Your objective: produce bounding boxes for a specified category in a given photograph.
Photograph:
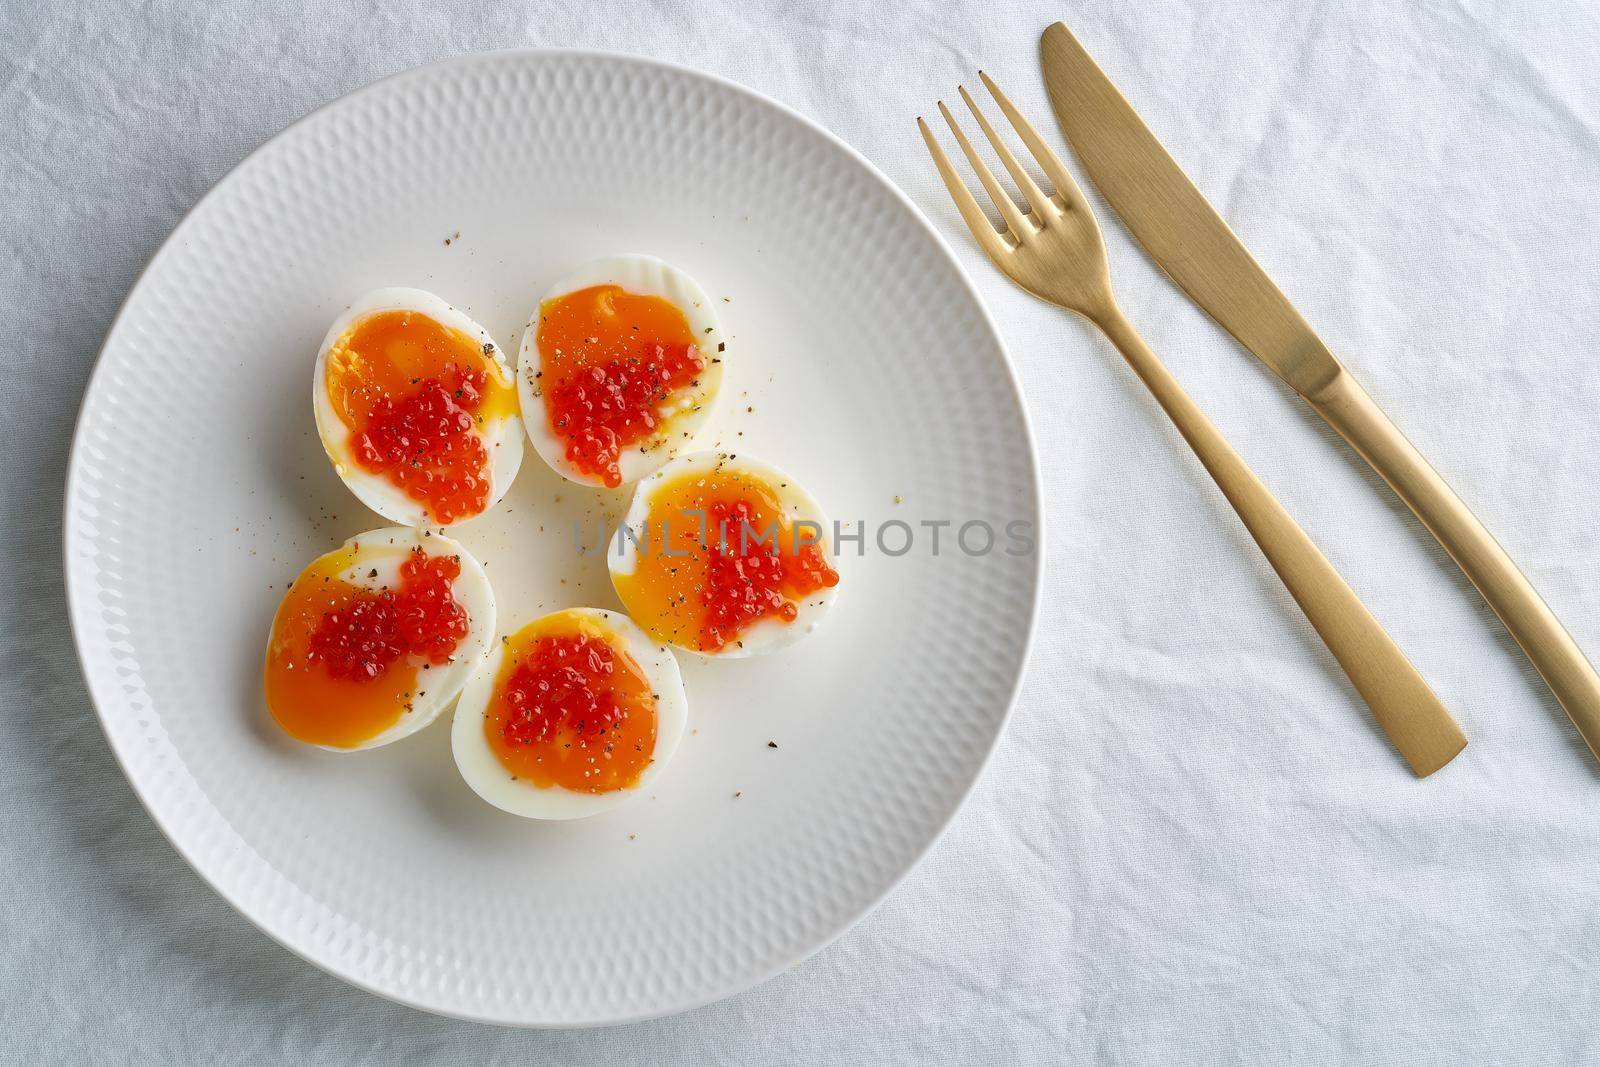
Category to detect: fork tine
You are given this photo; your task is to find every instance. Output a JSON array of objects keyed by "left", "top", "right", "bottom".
[
  {"left": 917, "top": 116, "right": 1008, "bottom": 258},
  {"left": 957, "top": 85, "right": 1054, "bottom": 221},
  {"left": 935, "top": 99, "right": 1030, "bottom": 239},
  {"left": 977, "top": 71, "right": 1089, "bottom": 211}
]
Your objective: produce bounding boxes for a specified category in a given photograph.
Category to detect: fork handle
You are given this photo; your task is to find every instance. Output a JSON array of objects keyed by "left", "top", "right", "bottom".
[
  {"left": 1090, "top": 303, "right": 1466, "bottom": 775},
  {"left": 1307, "top": 370, "right": 1600, "bottom": 762}
]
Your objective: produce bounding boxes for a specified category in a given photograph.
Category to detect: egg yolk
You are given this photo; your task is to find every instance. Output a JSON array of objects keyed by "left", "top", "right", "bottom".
[
  {"left": 324, "top": 310, "right": 517, "bottom": 524},
  {"left": 264, "top": 546, "right": 469, "bottom": 748},
  {"left": 483, "top": 615, "right": 658, "bottom": 793},
  {"left": 614, "top": 468, "right": 840, "bottom": 652},
  {"left": 535, "top": 285, "right": 705, "bottom": 488}
]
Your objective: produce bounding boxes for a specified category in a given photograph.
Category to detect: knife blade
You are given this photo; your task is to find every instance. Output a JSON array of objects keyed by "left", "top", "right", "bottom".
[
  {"left": 1039, "top": 22, "right": 1341, "bottom": 395},
  {"left": 1040, "top": 19, "right": 1600, "bottom": 765}
]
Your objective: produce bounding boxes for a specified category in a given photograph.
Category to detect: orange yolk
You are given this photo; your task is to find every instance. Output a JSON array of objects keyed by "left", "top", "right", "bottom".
[
  {"left": 324, "top": 310, "right": 517, "bottom": 524},
  {"left": 535, "top": 285, "right": 705, "bottom": 488},
  {"left": 483, "top": 615, "right": 658, "bottom": 792},
  {"left": 613, "top": 468, "right": 840, "bottom": 653},
  {"left": 264, "top": 546, "right": 469, "bottom": 748}
]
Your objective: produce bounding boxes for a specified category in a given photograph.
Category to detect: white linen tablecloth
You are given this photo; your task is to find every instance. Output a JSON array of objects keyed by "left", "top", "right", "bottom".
[{"left": 5, "top": 0, "right": 1600, "bottom": 1062}]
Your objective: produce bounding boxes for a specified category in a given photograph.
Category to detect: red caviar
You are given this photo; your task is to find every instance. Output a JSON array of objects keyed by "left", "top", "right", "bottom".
[
  {"left": 484, "top": 620, "right": 657, "bottom": 793},
  {"left": 307, "top": 551, "right": 468, "bottom": 680},
  {"left": 265, "top": 546, "right": 470, "bottom": 748},
  {"left": 700, "top": 499, "right": 837, "bottom": 651},
  {"left": 536, "top": 285, "right": 704, "bottom": 488},
  {"left": 611, "top": 467, "right": 840, "bottom": 653},
  {"left": 324, "top": 309, "right": 516, "bottom": 524}
]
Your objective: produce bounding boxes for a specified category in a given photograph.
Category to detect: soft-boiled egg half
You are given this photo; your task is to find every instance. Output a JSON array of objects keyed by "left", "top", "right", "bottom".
[
  {"left": 314, "top": 288, "right": 523, "bottom": 526},
  {"left": 518, "top": 255, "right": 723, "bottom": 489},
  {"left": 263, "top": 527, "right": 495, "bottom": 751},
  {"left": 609, "top": 452, "right": 841, "bottom": 658},
  {"left": 452, "top": 608, "right": 687, "bottom": 819}
]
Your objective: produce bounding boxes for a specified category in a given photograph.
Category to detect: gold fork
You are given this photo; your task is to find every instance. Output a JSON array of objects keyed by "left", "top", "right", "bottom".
[{"left": 920, "top": 73, "right": 1466, "bottom": 776}]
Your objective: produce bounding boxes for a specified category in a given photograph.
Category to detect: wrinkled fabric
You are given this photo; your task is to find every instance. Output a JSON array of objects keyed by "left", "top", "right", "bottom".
[{"left": 5, "top": 0, "right": 1600, "bottom": 1063}]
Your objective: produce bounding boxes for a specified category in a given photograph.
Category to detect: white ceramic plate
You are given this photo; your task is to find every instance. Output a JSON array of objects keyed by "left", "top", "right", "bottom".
[{"left": 64, "top": 50, "right": 1041, "bottom": 1026}]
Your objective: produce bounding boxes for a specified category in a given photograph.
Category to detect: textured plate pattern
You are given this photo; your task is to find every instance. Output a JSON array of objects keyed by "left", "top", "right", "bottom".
[{"left": 64, "top": 51, "right": 1040, "bottom": 1026}]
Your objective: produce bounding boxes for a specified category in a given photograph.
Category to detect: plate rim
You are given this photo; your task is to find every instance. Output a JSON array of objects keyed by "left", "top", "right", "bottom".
[{"left": 62, "top": 46, "right": 1046, "bottom": 1027}]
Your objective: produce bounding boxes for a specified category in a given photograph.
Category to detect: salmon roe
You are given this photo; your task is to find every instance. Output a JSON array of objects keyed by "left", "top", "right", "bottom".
[
  {"left": 324, "top": 309, "right": 516, "bottom": 524},
  {"left": 611, "top": 467, "right": 840, "bottom": 653},
  {"left": 700, "top": 499, "right": 837, "bottom": 652},
  {"left": 536, "top": 285, "right": 704, "bottom": 488},
  {"left": 264, "top": 546, "right": 470, "bottom": 748},
  {"left": 484, "top": 621, "right": 657, "bottom": 793},
  {"left": 307, "top": 551, "right": 468, "bottom": 680}
]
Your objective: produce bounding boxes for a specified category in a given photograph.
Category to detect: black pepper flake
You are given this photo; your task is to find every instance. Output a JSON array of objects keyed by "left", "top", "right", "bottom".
[{"left": 767, "top": 741, "right": 778, "bottom": 749}]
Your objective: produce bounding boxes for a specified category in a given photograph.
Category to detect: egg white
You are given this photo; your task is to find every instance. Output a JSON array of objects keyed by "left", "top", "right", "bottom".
[
  {"left": 609, "top": 451, "right": 840, "bottom": 659},
  {"left": 451, "top": 608, "right": 688, "bottom": 819},
  {"left": 270, "top": 526, "right": 496, "bottom": 752},
  {"left": 313, "top": 287, "right": 524, "bottom": 527},
  {"left": 517, "top": 254, "right": 724, "bottom": 488}
]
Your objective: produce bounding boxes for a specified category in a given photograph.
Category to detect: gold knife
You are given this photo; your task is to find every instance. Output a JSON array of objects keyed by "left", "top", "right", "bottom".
[{"left": 1040, "top": 20, "right": 1600, "bottom": 764}]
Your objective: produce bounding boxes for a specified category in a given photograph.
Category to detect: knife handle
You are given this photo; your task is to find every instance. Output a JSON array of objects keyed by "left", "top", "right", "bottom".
[
  {"left": 1309, "top": 370, "right": 1600, "bottom": 761},
  {"left": 1091, "top": 305, "right": 1466, "bottom": 775}
]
